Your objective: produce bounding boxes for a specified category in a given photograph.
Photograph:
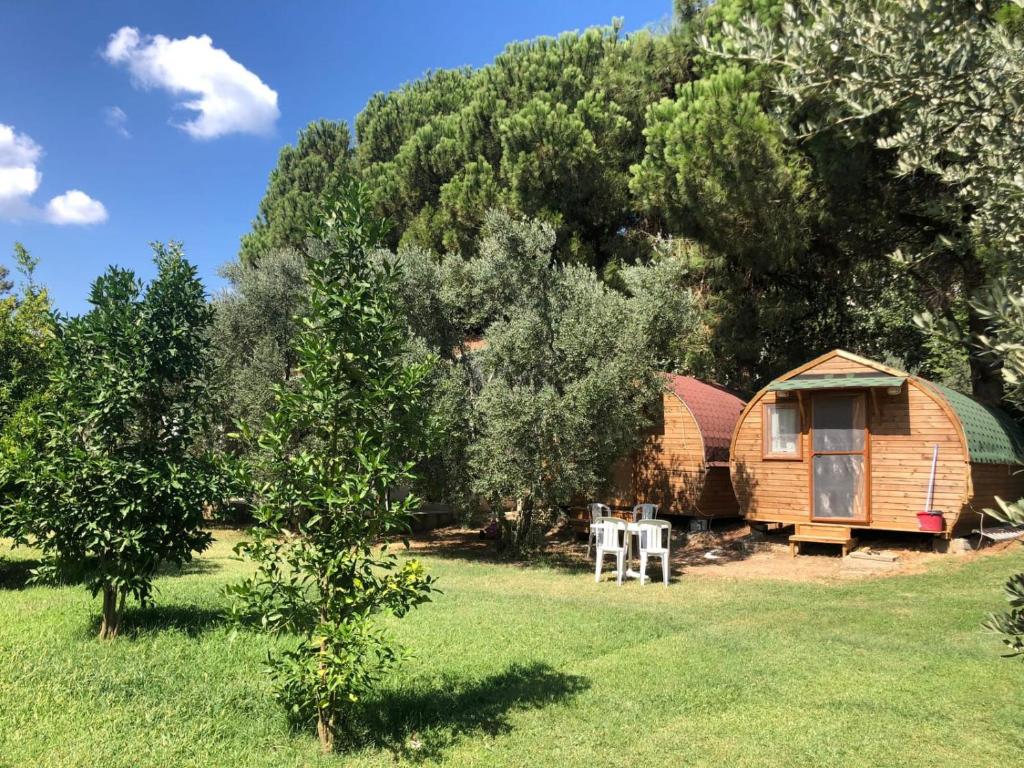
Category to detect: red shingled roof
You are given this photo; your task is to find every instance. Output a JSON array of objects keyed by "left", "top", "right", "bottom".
[{"left": 665, "top": 374, "right": 745, "bottom": 465}]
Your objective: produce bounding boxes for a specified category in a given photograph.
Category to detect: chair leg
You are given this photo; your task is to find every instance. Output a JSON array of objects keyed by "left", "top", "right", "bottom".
[
  {"left": 639, "top": 552, "right": 648, "bottom": 585},
  {"left": 586, "top": 531, "right": 592, "bottom": 559},
  {"left": 662, "top": 554, "right": 669, "bottom": 586},
  {"left": 616, "top": 551, "right": 624, "bottom": 585},
  {"left": 594, "top": 550, "right": 602, "bottom": 583}
]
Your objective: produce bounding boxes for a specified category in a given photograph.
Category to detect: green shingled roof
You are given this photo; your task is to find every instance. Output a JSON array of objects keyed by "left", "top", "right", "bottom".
[{"left": 928, "top": 382, "right": 1024, "bottom": 465}]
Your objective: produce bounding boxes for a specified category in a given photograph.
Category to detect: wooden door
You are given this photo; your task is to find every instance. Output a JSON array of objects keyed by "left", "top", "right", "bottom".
[{"left": 810, "top": 393, "right": 869, "bottom": 523}]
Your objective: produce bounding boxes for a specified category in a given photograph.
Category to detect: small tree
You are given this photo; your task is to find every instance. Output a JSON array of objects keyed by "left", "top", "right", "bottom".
[
  {"left": 1, "top": 244, "right": 220, "bottom": 639},
  {"left": 228, "top": 182, "right": 435, "bottom": 752},
  {"left": 0, "top": 243, "right": 58, "bottom": 430}
]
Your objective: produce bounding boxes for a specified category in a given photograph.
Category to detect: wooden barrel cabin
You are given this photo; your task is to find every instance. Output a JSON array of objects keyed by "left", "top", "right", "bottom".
[
  {"left": 729, "top": 350, "right": 1024, "bottom": 548},
  {"left": 605, "top": 374, "right": 746, "bottom": 519}
]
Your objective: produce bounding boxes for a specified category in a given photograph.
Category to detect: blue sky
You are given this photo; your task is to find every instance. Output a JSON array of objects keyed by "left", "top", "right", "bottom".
[{"left": 0, "top": 1, "right": 671, "bottom": 314}]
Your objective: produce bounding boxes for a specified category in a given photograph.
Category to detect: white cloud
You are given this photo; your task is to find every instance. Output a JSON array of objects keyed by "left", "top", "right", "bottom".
[
  {"left": 0, "top": 123, "right": 108, "bottom": 225},
  {"left": 45, "top": 190, "right": 108, "bottom": 225},
  {"left": 103, "top": 26, "right": 280, "bottom": 140},
  {"left": 105, "top": 106, "right": 131, "bottom": 138},
  {"left": 0, "top": 124, "right": 43, "bottom": 214}
]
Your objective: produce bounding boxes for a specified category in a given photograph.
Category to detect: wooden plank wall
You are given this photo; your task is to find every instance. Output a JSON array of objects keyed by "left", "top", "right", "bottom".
[
  {"left": 958, "top": 463, "right": 1024, "bottom": 536},
  {"left": 604, "top": 392, "right": 738, "bottom": 517},
  {"left": 695, "top": 466, "right": 739, "bottom": 518},
  {"left": 732, "top": 355, "right": 971, "bottom": 532},
  {"left": 632, "top": 393, "right": 706, "bottom": 514}
]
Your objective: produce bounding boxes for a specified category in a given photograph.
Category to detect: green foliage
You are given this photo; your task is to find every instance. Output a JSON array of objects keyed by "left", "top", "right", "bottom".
[
  {"left": 465, "top": 213, "right": 661, "bottom": 551},
  {"left": 327, "top": 26, "right": 690, "bottom": 267},
  {"left": 618, "top": 245, "right": 715, "bottom": 375},
  {"left": 969, "top": 282, "right": 1024, "bottom": 653},
  {"left": 709, "top": 0, "right": 1024, "bottom": 652},
  {"left": 210, "top": 247, "right": 308, "bottom": 449},
  {"left": 383, "top": 215, "right": 712, "bottom": 538},
  {"left": 240, "top": 120, "right": 355, "bottom": 265},
  {"left": 631, "top": 66, "right": 813, "bottom": 266},
  {"left": 0, "top": 243, "right": 221, "bottom": 639},
  {"left": 705, "top": 0, "right": 1023, "bottom": 401},
  {"left": 228, "top": 182, "right": 435, "bottom": 751},
  {"left": 0, "top": 243, "right": 58, "bottom": 431}
]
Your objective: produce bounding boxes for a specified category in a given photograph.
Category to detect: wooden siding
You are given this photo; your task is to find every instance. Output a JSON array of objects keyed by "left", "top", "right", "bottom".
[
  {"left": 633, "top": 393, "right": 705, "bottom": 513},
  {"left": 732, "top": 354, "right": 972, "bottom": 533},
  {"left": 803, "top": 356, "right": 879, "bottom": 376},
  {"left": 957, "top": 463, "right": 1024, "bottom": 536},
  {"left": 604, "top": 391, "right": 739, "bottom": 518},
  {"left": 695, "top": 466, "right": 739, "bottom": 518}
]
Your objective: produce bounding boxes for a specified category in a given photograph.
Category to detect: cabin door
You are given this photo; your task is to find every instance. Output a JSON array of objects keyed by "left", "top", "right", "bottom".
[{"left": 810, "top": 393, "right": 869, "bottom": 523}]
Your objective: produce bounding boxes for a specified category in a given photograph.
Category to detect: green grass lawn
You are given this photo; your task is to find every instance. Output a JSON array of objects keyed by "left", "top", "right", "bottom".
[{"left": 2, "top": 531, "right": 1023, "bottom": 768}]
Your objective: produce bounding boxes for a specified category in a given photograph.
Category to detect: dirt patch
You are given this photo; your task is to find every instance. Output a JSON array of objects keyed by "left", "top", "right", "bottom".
[{"left": 406, "top": 521, "right": 1021, "bottom": 583}]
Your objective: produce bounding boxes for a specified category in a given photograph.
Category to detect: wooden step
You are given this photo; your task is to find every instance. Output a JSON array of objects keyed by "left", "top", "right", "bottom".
[
  {"left": 790, "top": 523, "right": 857, "bottom": 557},
  {"left": 795, "top": 522, "right": 853, "bottom": 540}
]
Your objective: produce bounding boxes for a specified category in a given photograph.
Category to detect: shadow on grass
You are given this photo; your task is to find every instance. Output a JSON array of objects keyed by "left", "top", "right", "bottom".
[
  {"left": 351, "top": 661, "right": 589, "bottom": 762},
  {"left": 408, "top": 523, "right": 761, "bottom": 579},
  {"left": 408, "top": 528, "right": 596, "bottom": 576},
  {"left": 87, "top": 604, "right": 228, "bottom": 639},
  {"left": 0, "top": 557, "right": 42, "bottom": 590},
  {"left": 0, "top": 556, "right": 91, "bottom": 590},
  {"left": 154, "top": 557, "right": 222, "bottom": 578},
  {"left": 0, "top": 553, "right": 219, "bottom": 591}
]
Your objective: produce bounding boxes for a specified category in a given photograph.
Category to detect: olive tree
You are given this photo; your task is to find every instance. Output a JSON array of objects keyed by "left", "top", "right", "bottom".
[
  {"left": 1, "top": 244, "right": 221, "bottom": 639},
  {"left": 228, "top": 182, "right": 435, "bottom": 752},
  {"left": 467, "top": 212, "right": 661, "bottom": 552}
]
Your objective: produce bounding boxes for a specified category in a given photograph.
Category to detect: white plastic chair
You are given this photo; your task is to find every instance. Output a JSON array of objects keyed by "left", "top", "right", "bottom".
[
  {"left": 586, "top": 503, "right": 612, "bottom": 558},
  {"left": 632, "top": 503, "right": 659, "bottom": 521},
  {"left": 593, "top": 517, "right": 628, "bottom": 585},
  {"left": 636, "top": 519, "right": 671, "bottom": 586}
]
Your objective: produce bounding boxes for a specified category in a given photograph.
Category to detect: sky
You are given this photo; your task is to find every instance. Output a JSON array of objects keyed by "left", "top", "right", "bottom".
[{"left": 0, "top": 0, "right": 671, "bottom": 315}]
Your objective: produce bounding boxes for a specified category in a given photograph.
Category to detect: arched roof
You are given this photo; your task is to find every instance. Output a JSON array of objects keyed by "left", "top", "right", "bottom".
[
  {"left": 666, "top": 374, "right": 745, "bottom": 465},
  {"left": 924, "top": 381, "right": 1024, "bottom": 465}
]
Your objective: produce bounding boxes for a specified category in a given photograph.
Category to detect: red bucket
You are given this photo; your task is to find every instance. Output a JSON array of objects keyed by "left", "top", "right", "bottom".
[{"left": 917, "top": 511, "right": 944, "bottom": 533}]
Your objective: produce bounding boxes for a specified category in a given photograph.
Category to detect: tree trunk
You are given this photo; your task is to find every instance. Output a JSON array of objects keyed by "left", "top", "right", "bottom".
[
  {"left": 316, "top": 699, "right": 335, "bottom": 753},
  {"left": 512, "top": 498, "right": 534, "bottom": 554},
  {"left": 966, "top": 303, "right": 1004, "bottom": 405},
  {"left": 99, "top": 583, "right": 120, "bottom": 640},
  {"left": 316, "top": 609, "right": 335, "bottom": 753}
]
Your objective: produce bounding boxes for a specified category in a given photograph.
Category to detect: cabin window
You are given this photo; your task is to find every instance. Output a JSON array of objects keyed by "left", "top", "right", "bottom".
[{"left": 763, "top": 402, "right": 801, "bottom": 459}]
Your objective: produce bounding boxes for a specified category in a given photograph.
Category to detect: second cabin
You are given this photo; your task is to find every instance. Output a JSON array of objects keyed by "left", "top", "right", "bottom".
[
  {"left": 606, "top": 374, "right": 745, "bottom": 520},
  {"left": 730, "top": 350, "right": 1024, "bottom": 544}
]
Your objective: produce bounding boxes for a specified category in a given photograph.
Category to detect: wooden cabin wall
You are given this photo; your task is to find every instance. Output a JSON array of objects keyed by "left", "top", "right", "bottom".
[
  {"left": 603, "top": 455, "right": 635, "bottom": 509},
  {"left": 631, "top": 393, "right": 707, "bottom": 515},
  {"left": 732, "top": 363, "right": 971, "bottom": 532},
  {"left": 868, "top": 382, "right": 969, "bottom": 531},
  {"left": 731, "top": 389, "right": 809, "bottom": 526},
  {"left": 605, "top": 392, "right": 711, "bottom": 514},
  {"left": 957, "top": 463, "right": 1024, "bottom": 535},
  {"left": 694, "top": 466, "right": 739, "bottom": 518}
]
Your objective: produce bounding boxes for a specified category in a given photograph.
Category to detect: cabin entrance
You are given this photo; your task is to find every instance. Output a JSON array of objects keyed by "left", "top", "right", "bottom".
[{"left": 809, "top": 393, "right": 869, "bottom": 523}]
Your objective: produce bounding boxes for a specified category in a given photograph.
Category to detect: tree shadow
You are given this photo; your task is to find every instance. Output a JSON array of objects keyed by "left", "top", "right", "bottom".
[
  {"left": 154, "top": 558, "right": 222, "bottom": 578},
  {"left": 0, "top": 556, "right": 90, "bottom": 590},
  {"left": 86, "top": 604, "right": 228, "bottom": 639},
  {"left": 0, "top": 557, "right": 41, "bottom": 590},
  {"left": 408, "top": 527, "right": 598, "bottom": 575},
  {"left": 350, "top": 661, "right": 589, "bottom": 761}
]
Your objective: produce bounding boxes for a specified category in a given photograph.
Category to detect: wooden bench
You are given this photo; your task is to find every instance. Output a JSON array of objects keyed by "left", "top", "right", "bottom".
[{"left": 789, "top": 523, "right": 857, "bottom": 557}]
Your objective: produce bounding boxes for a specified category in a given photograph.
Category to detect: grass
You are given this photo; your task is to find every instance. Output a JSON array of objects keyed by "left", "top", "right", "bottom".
[{"left": 1, "top": 531, "right": 1023, "bottom": 767}]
